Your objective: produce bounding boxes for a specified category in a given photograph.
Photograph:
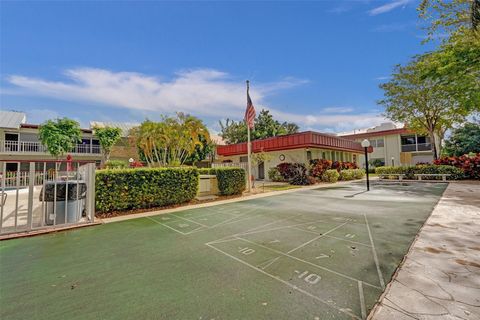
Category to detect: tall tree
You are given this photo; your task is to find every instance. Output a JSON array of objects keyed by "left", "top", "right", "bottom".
[
  {"left": 219, "top": 109, "right": 299, "bottom": 144},
  {"left": 443, "top": 121, "right": 480, "bottom": 156},
  {"left": 94, "top": 126, "right": 122, "bottom": 167},
  {"left": 419, "top": 0, "right": 480, "bottom": 41},
  {"left": 379, "top": 55, "right": 470, "bottom": 159},
  {"left": 130, "top": 113, "right": 211, "bottom": 166},
  {"left": 39, "top": 118, "right": 82, "bottom": 159}
]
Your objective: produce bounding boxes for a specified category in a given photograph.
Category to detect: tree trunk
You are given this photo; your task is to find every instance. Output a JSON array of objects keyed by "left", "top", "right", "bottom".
[{"left": 428, "top": 130, "right": 439, "bottom": 160}]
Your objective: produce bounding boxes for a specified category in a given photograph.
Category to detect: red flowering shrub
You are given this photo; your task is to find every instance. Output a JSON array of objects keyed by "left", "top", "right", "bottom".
[
  {"left": 277, "top": 162, "right": 297, "bottom": 180},
  {"left": 309, "top": 159, "right": 332, "bottom": 178},
  {"left": 129, "top": 160, "right": 144, "bottom": 168},
  {"left": 309, "top": 159, "right": 358, "bottom": 177},
  {"left": 434, "top": 153, "right": 480, "bottom": 179}
]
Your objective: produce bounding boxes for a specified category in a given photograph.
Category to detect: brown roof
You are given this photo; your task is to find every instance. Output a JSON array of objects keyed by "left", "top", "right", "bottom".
[{"left": 217, "top": 131, "right": 363, "bottom": 156}]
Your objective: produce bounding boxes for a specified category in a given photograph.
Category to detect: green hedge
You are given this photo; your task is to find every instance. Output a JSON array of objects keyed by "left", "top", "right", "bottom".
[
  {"left": 321, "top": 169, "right": 340, "bottom": 183},
  {"left": 198, "top": 167, "right": 246, "bottom": 195},
  {"left": 375, "top": 165, "right": 464, "bottom": 180},
  {"left": 339, "top": 169, "right": 365, "bottom": 181},
  {"left": 96, "top": 167, "right": 199, "bottom": 213}
]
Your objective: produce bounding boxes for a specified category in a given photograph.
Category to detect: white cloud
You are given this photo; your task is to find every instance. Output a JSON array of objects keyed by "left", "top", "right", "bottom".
[
  {"left": 321, "top": 107, "right": 354, "bottom": 114},
  {"left": 368, "top": 0, "right": 412, "bottom": 16},
  {"left": 7, "top": 67, "right": 306, "bottom": 119},
  {"left": 6, "top": 67, "right": 386, "bottom": 133},
  {"left": 269, "top": 109, "right": 388, "bottom": 133}
]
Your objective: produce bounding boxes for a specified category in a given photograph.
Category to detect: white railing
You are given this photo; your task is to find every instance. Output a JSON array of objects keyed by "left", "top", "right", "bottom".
[
  {"left": 0, "top": 171, "right": 57, "bottom": 188},
  {"left": 212, "top": 162, "right": 249, "bottom": 170},
  {"left": 401, "top": 143, "right": 432, "bottom": 152},
  {"left": 0, "top": 140, "right": 101, "bottom": 154}
]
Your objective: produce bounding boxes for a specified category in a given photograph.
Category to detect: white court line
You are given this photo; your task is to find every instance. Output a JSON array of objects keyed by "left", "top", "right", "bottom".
[
  {"left": 204, "top": 212, "right": 302, "bottom": 244},
  {"left": 289, "top": 227, "right": 372, "bottom": 248},
  {"left": 170, "top": 213, "right": 209, "bottom": 228},
  {"left": 232, "top": 215, "right": 325, "bottom": 236},
  {"left": 364, "top": 213, "right": 386, "bottom": 289},
  {"left": 183, "top": 225, "right": 208, "bottom": 235},
  {"left": 188, "top": 208, "right": 240, "bottom": 219},
  {"left": 234, "top": 236, "right": 381, "bottom": 289},
  {"left": 206, "top": 243, "right": 361, "bottom": 320},
  {"left": 188, "top": 213, "right": 249, "bottom": 235},
  {"left": 145, "top": 216, "right": 188, "bottom": 235},
  {"left": 259, "top": 256, "right": 281, "bottom": 270},
  {"left": 287, "top": 222, "right": 348, "bottom": 254},
  {"left": 358, "top": 281, "right": 367, "bottom": 320}
]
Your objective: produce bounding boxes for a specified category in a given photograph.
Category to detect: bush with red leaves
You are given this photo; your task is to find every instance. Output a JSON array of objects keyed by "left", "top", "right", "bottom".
[{"left": 434, "top": 153, "right": 480, "bottom": 179}]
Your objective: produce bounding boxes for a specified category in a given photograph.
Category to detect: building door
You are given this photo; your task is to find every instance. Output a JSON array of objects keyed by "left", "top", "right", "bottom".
[{"left": 258, "top": 162, "right": 265, "bottom": 180}]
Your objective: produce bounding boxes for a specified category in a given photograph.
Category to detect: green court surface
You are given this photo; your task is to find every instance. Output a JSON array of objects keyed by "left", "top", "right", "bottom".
[{"left": 0, "top": 182, "right": 447, "bottom": 320}]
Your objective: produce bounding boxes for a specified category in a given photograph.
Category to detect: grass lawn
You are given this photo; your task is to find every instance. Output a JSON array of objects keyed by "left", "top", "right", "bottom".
[
  {"left": 263, "top": 184, "right": 302, "bottom": 191},
  {"left": 0, "top": 181, "right": 446, "bottom": 320}
]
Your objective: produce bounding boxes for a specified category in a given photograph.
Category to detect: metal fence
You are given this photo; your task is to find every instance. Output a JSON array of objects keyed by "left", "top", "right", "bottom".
[{"left": 0, "top": 160, "right": 96, "bottom": 236}]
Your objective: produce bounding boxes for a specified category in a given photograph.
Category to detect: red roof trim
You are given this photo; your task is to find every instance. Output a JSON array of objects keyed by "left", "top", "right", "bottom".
[
  {"left": 217, "top": 131, "right": 363, "bottom": 156},
  {"left": 340, "top": 128, "right": 411, "bottom": 140}
]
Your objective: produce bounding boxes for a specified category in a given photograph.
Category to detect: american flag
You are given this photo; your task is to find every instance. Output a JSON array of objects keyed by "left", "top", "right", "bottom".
[{"left": 245, "top": 87, "right": 256, "bottom": 129}]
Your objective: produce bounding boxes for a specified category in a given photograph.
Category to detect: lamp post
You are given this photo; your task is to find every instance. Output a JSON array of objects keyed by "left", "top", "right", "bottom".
[
  {"left": 361, "top": 139, "right": 371, "bottom": 191},
  {"left": 391, "top": 156, "right": 395, "bottom": 167}
]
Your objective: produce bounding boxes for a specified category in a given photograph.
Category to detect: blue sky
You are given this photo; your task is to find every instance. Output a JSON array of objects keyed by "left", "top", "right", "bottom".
[{"left": 0, "top": 0, "right": 436, "bottom": 133}]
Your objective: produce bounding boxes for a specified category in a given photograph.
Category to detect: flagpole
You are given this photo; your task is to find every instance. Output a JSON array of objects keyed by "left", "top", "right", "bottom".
[{"left": 246, "top": 80, "right": 252, "bottom": 193}]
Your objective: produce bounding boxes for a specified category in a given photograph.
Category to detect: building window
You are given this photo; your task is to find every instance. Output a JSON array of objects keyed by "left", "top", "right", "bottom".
[
  {"left": 240, "top": 156, "right": 248, "bottom": 163},
  {"left": 401, "top": 135, "right": 432, "bottom": 152},
  {"left": 369, "top": 138, "right": 384, "bottom": 148},
  {"left": 376, "top": 138, "right": 384, "bottom": 147},
  {"left": 401, "top": 135, "right": 417, "bottom": 152},
  {"left": 417, "top": 136, "right": 432, "bottom": 151},
  {"left": 306, "top": 150, "right": 312, "bottom": 161}
]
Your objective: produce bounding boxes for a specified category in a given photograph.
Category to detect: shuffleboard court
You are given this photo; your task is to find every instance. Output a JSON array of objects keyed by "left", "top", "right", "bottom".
[{"left": 0, "top": 182, "right": 447, "bottom": 320}]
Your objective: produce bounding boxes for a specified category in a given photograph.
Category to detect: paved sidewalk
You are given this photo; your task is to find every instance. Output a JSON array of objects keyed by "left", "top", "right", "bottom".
[{"left": 370, "top": 181, "right": 480, "bottom": 320}]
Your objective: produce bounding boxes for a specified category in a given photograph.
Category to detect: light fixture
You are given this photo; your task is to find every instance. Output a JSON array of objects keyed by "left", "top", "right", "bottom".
[
  {"left": 361, "top": 139, "right": 371, "bottom": 148},
  {"left": 361, "top": 139, "right": 371, "bottom": 191}
]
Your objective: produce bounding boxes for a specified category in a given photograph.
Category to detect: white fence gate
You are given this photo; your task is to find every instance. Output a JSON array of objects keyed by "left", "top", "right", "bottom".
[{"left": 0, "top": 161, "right": 96, "bottom": 236}]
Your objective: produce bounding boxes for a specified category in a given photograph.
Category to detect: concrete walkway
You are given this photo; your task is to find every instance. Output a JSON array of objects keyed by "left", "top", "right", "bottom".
[{"left": 370, "top": 181, "right": 480, "bottom": 320}]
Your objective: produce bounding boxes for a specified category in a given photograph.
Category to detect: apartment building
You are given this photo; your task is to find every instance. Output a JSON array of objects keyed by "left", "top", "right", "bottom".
[
  {"left": 0, "top": 111, "right": 102, "bottom": 171},
  {"left": 340, "top": 122, "right": 434, "bottom": 167}
]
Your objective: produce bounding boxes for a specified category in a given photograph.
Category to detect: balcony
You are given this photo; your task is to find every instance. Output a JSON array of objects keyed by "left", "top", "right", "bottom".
[
  {"left": 401, "top": 143, "right": 432, "bottom": 152},
  {"left": 0, "top": 140, "right": 101, "bottom": 155}
]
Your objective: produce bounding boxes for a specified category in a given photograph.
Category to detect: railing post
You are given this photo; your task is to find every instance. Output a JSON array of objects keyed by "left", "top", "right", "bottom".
[
  {"left": 0, "top": 162, "right": 5, "bottom": 234},
  {"left": 27, "top": 162, "right": 35, "bottom": 230},
  {"left": 85, "top": 163, "right": 95, "bottom": 222}
]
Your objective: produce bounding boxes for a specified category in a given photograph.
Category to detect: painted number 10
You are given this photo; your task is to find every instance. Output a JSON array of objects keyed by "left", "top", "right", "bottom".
[
  {"left": 239, "top": 247, "right": 255, "bottom": 255},
  {"left": 295, "top": 270, "right": 321, "bottom": 284}
]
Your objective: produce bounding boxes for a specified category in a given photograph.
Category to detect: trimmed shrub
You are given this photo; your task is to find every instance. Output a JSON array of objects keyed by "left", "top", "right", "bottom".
[
  {"left": 375, "top": 166, "right": 417, "bottom": 179},
  {"left": 415, "top": 165, "right": 464, "bottom": 180},
  {"left": 276, "top": 163, "right": 297, "bottom": 181},
  {"left": 268, "top": 167, "right": 285, "bottom": 182},
  {"left": 197, "top": 167, "right": 246, "bottom": 195},
  {"left": 339, "top": 169, "right": 356, "bottom": 181},
  {"left": 353, "top": 169, "right": 366, "bottom": 179},
  {"left": 309, "top": 159, "right": 332, "bottom": 178},
  {"left": 95, "top": 167, "right": 198, "bottom": 214},
  {"left": 105, "top": 160, "right": 128, "bottom": 169},
  {"left": 215, "top": 168, "right": 246, "bottom": 195},
  {"left": 434, "top": 154, "right": 480, "bottom": 179},
  {"left": 321, "top": 169, "right": 339, "bottom": 183},
  {"left": 375, "top": 165, "right": 464, "bottom": 180}
]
